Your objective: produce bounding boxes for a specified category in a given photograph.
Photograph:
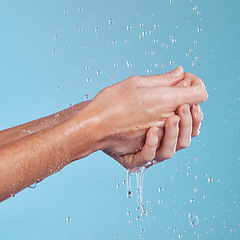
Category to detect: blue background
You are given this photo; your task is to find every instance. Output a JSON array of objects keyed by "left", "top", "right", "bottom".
[{"left": 0, "top": 0, "right": 239, "bottom": 239}]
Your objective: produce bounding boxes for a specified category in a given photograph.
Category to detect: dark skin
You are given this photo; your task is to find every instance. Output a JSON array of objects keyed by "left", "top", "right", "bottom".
[{"left": 0, "top": 67, "right": 207, "bottom": 202}]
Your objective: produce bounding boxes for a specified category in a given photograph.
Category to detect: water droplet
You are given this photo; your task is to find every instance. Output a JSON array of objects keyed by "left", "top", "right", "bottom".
[
  {"left": 158, "top": 199, "right": 163, "bottom": 204},
  {"left": 147, "top": 69, "right": 152, "bottom": 74},
  {"left": 82, "top": 46, "right": 86, "bottom": 50},
  {"left": 64, "top": 10, "right": 68, "bottom": 14},
  {"left": 154, "top": 24, "right": 159, "bottom": 29},
  {"left": 129, "top": 219, "right": 132, "bottom": 224},
  {"left": 203, "top": 194, "right": 207, "bottom": 199},
  {"left": 189, "top": 212, "right": 199, "bottom": 227},
  {"left": 86, "top": 66, "right": 90, "bottom": 70},
  {"left": 117, "top": 184, "right": 121, "bottom": 188},
  {"left": 84, "top": 94, "right": 89, "bottom": 100},
  {"left": 179, "top": 233, "right": 183, "bottom": 239},
  {"left": 115, "top": 234, "right": 119, "bottom": 239},
  {"left": 146, "top": 200, "right": 151, "bottom": 204},
  {"left": 171, "top": 174, "right": 174, "bottom": 178},
  {"left": 154, "top": 39, "right": 159, "bottom": 43},
  {"left": 190, "top": 199, "right": 195, "bottom": 203},
  {"left": 197, "top": 27, "right": 202, "bottom": 33},
  {"left": 194, "top": 187, "right": 197, "bottom": 193},
  {"left": 66, "top": 217, "right": 71, "bottom": 222},
  {"left": 155, "top": 63, "right": 159, "bottom": 68},
  {"left": 93, "top": 58, "right": 96, "bottom": 62},
  {"left": 195, "top": 174, "right": 198, "bottom": 179},
  {"left": 59, "top": 27, "right": 62, "bottom": 32},
  {"left": 139, "top": 23, "right": 144, "bottom": 28},
  {"left": 67, "top": 38, "right": 70, "bottom": 43},
  {"left": 127, "top": 211, "right": 132, "bottom": 216},
  {"left": 87, "top": 78, "right": 91, "bottom": 83},
  {"left": 170, "top": 60, "right": 174, "bottom": 65},
  {"left": 126, "top": 61, "right": 132, "bottom": 68},
  {"left": 187, "top": 172, "right": 191, "bottom": 176},
  {"left": 127, "top": 25, "right": 132, "bottom": 30},
  {"left": 162, "top": 64, "right": 165, "bottom": 68},
  {"left": 109, "top": 19, "right": 113, "bottom": 24},
  {"left": 141, "top": 229, "right": 145, "bottom": 233},
  {"left": 159, "top": 187, "right": 163, "bottom": 192},
  {"left": 112, "top": 40, "right": 117, "bottom": 45},
  {"left": 123, "top": 180, "right": 127, "bottom": 185},
  {"left": 127, "top": 191, "right": 132, "bottom": 198},
  {"left": 170, "top": 0, "right": 174, "bottom": 4},
  {"left": 95, "top": 28, "right": 99, "bottom": 33},
  {"left": 136, "top": 216, "right": 141, "bottom": 221},
  {"left": 208, "top": 177, "right": 213, "bottom": 183},
  {"left": 114, "top": 63, "right": 118, "bottom": 68},
  {"left": 52, "top": 48, "right": 56, "bottom": 53},
  {"left": 29, "top": 182, "right": 37, "bottom": 189},
  {"left": 193, "top": 6, "right": 198, "bottom": 11},
  {"left": 78, "top": 7, "right": 82, "bottom": 12},
  {"left": 55, "top": 35, "right": 59, "bottom": 39},
  {"left": 97, "top": 70, "right": 102, "bottom": 75}
]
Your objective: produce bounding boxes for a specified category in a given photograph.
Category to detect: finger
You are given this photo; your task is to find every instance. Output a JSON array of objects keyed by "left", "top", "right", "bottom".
[
  {"left": 173, "top": 78, "right": 191, "bottom": 88},
  {"left": 176, "top": 104, "right": 192, "bottom": 151},
  {"left": 157, "top": 74, "right": 208, "bottom": 108},
  {"left": 133, "top": 127, "right": 164, "bottom": 167},
  {"left": 155, "top": 115, "right": 180, "bottom": 162},
  {"left": 191, "top": 104, "right": 203, "bottom": 137},
  {"left": 137, "top": 66, "right": 184, "bottom": 87}
]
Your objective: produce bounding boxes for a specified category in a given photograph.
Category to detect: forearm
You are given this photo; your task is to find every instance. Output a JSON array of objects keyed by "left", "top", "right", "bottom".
[
  {"left": 0, "top": 108, "right": 101, "bottom": 202},
  {"left": 0, "top": 101, "right": 91, "bottom": 146}
]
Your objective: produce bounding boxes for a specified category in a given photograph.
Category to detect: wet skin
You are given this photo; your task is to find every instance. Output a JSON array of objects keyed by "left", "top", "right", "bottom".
[{"left": 0, "top": 67, "right": 207, "bottom": 201}]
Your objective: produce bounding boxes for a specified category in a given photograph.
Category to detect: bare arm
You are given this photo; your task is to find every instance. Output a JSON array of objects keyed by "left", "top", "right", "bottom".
[
  {"left": 0, "top": 101, "right": 90, "bottom": 146},
  {"left": 0, "top": 67, "right": 208, "bottom": 202}
]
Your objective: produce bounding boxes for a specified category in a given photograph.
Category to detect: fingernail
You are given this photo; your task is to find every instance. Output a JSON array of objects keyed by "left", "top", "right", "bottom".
[
  {"left": 170, "top": 66, "right": 183, "bottom": 77},
  {"left": 153, "top": 128, "right": 159, "bottom": 137},
  {"left": 183, "top": 106, "right": 190, "bottom": 115},
  {"left": 174, "top": 118, "right": 180, "bottom": 127}
]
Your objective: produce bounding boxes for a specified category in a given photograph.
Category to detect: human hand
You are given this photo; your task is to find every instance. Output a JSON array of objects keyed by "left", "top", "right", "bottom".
[
  {"left": 103, "top": 102, "right": 203, "bottom": 171},
  {"left": 101, "top": 71, "right": 204, "bottom": 171},
  {"left": 88, "top": 67, "right": 207, "bottom": 157}
]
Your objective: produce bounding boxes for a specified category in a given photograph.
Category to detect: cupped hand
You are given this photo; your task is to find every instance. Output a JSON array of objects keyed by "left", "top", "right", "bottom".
[
  {"left": 103, "top": 103, "right": 203, "bottom": 171},
  {"left": 99, "top": 69, "right": 206, "bottom": 171},
  {"left": 89, "top": 67, "right": 207, "bottom": 156}
]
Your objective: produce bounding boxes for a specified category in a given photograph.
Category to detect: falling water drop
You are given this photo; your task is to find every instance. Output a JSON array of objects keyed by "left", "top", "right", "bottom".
[
  {"left": 127, "top": 170, "right": 133, "bottom": 198},
  {"left": 127, "top": 25, "right": 132, "bottom": 30},
  {"left": 189, "top": 212, "right": 199, "bottom": 227}
]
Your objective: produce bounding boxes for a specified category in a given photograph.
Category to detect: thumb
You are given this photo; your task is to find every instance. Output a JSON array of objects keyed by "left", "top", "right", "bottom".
[
  {"left": 166, "top": 74, "right": 208, "bottom": 108},
  {"left": 141, "top": 66, "right": 184, "bottom": 87}
]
